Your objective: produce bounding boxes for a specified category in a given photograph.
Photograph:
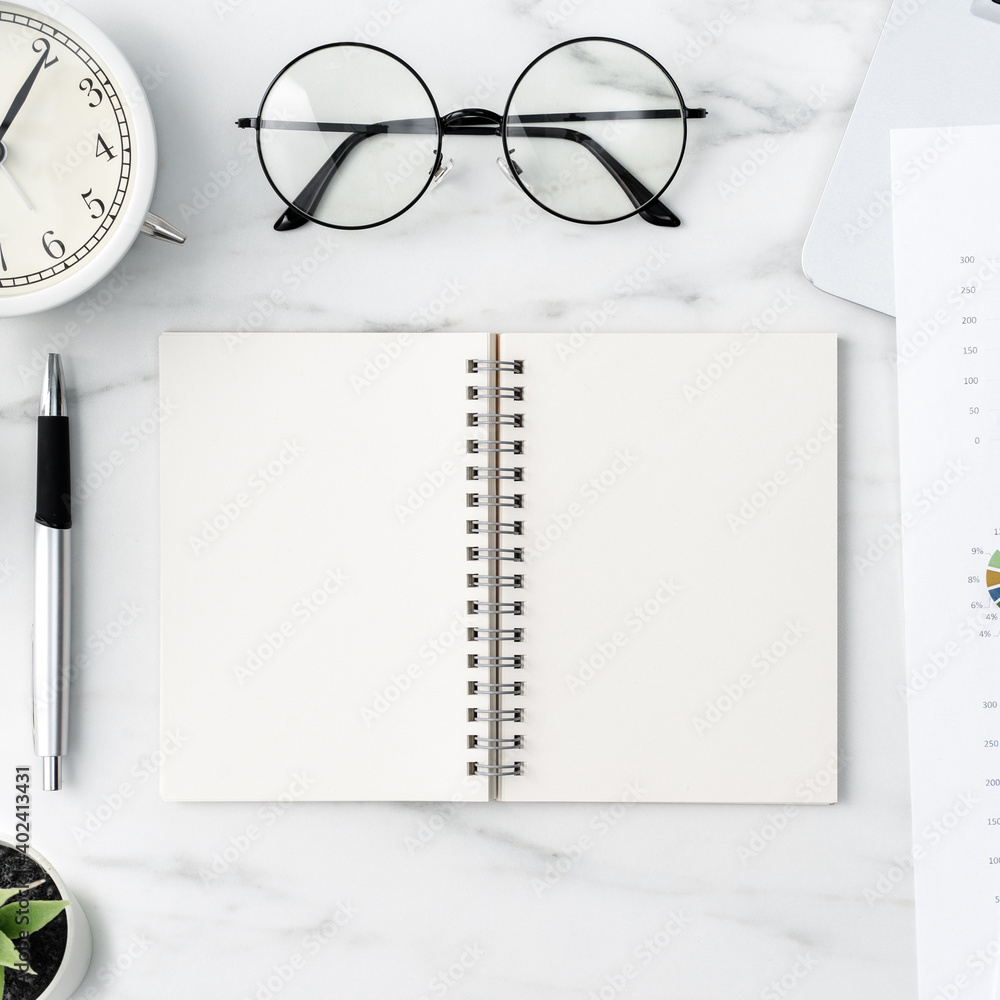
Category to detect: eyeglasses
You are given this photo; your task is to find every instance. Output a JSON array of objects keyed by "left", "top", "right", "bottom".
[{"left": 237, "top": 36, "right": 706, "bottom": 231}]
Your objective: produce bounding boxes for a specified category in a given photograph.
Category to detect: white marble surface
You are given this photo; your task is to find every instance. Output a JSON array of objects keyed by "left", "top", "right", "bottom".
[{"left": 0, "top": 0, "right": 914, "bottom": 997}]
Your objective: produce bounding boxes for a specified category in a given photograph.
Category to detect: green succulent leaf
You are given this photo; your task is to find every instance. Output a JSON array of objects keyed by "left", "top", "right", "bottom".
[
  {"left": 0, "top": 881, "right": 44, "bottom": 909},
  {"left": 0, "top": 930, "right": 29, "bottom": 972},
  {"left": 0, "top": 889, "right": 25, "bottom": 909},
  {"left": 0, "top": 900, "right": 68, "bottom": 941}
]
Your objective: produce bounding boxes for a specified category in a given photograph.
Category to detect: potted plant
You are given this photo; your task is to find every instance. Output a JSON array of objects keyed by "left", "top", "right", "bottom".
[{"left": 0, "top": 838, "right": 91, "bottom": 1000}]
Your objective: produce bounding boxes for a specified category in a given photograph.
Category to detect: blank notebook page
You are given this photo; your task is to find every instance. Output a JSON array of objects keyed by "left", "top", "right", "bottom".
[
  {"left": 501, "top": 332, "right": 838, "bottom": 803},
  {"left": 159, "top": 332, "right": 487, "bottom": 802}
]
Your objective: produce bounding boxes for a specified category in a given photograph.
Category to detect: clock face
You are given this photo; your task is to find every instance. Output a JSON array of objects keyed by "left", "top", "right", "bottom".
[{"left": 0, "top": 3, "right": 135, "bottom": 298}]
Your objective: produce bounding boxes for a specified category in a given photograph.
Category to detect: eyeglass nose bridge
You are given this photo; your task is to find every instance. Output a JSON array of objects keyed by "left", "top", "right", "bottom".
[
  {"left": 441, "top": 108, "right": 503, "bottom": 136},
  {"left": 434, "top": 109, "right": 525, "bottom": 191}
]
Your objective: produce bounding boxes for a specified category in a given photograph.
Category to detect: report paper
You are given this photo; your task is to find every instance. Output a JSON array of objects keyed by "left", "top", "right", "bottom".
[{"left": 892, "top": 124, "right": 1000, "bottom": 1000}]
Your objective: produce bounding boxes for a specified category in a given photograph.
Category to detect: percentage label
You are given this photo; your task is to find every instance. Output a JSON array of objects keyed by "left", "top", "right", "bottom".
[
  {"left": 975, "top": 547, "right": 986, "bottom": 555},
  {"left": 971, "top": 576, "right": 983, "bottom": 584},
  {"left": 974, "top": 601, "right": 986, "bottom": 609}
]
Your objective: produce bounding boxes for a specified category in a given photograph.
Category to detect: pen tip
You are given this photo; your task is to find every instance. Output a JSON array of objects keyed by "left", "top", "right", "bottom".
[
  {"left": 39, "top": 354, "right": 66, "bottom": 417},
  {"left": 41, "top": 756, "right": 61, "bottom": 791}
]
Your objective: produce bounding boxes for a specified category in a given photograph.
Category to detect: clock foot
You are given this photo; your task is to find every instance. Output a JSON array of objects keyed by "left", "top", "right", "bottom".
[{"left": 141, "top": 212, "right": 186, "bottom": 245}]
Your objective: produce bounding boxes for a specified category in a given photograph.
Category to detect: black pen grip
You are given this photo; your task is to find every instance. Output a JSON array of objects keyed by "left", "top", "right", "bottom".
[{"left": 36, "top": 415, "right": 71, "bottom": 529}]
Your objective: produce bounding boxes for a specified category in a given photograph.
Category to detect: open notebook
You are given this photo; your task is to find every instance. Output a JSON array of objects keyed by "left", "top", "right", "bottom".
[{"left": 159, "top": 332, "right": 838, "bottom": 803}]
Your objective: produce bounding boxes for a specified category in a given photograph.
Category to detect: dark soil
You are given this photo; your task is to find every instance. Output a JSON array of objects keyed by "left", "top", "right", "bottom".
[{"left": 0, "top": 845, "right": 68, "bottom": 1000}]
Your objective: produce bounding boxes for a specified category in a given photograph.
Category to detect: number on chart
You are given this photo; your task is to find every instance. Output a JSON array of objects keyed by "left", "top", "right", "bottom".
[
  {"left": 81, "top": 188, "right": 104, "bottom": 219},
  {"left": 31, "top": 37, "right": 57, "bottom": 69},
  {"left": 78, "top": 78, "right": 103, "bottom": 107},
  {"left": 41, "top": 231, "right": 65, "bottom": 259},
  {"left": 94, "top": 134, "right": 116, "bottom": 162}
]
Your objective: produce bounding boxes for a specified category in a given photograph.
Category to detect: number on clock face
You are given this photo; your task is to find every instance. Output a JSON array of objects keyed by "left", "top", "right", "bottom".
[{"left": 0, "top": 7, "right": 134, "bottom": 294}]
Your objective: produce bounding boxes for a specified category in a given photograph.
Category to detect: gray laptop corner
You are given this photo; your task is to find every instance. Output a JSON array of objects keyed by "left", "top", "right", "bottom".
[{"left": 802, "top": 0, "right": 1000, "bottom": 317}]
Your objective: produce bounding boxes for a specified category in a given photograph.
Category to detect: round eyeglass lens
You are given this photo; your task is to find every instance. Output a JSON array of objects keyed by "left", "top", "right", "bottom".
[
  {"left": 258, "top": 44, "right": 441, "bottom": 228},
  {"left": 503, "top": 39, "right": 686, "bottom": 224}
]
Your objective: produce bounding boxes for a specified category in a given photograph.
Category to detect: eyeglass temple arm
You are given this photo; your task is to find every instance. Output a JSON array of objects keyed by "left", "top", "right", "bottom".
[
  {"left": 506, "top": 123, "right": 681, "bottom": 226},
  {"left": 236, "top": 116, "right": 440, "bottom": 231},
  {"left": 516, "top": 108, "right": 705, "bottom": 226},
  {"left": 237, "top": 107, "right": 707, "bottom": 230}
]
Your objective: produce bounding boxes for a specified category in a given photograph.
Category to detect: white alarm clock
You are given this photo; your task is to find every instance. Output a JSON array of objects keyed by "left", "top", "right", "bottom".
[{"left": 0, "top": 0, "right": 183, "bottom": 317}]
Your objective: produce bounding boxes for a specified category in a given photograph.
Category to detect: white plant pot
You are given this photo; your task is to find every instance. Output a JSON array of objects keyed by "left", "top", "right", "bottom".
[{"left": 0, "top": 839, "right": 91, "bottom": 1000}]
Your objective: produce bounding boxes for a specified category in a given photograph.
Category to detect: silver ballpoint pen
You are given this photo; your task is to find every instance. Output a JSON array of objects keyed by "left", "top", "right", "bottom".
[{"left": 32, "top": 354, "right": 71, "bottom": 791}]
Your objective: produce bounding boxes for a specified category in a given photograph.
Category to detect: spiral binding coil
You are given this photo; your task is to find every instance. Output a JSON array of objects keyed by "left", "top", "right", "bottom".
[{"left": 467, "top": 354, "right": 524, "bottom": 787}]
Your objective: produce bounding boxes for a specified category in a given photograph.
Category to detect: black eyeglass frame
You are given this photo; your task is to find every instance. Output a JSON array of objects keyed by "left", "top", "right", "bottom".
[{"left": 237, "top": 36, "right": 707, "bottom": 232}]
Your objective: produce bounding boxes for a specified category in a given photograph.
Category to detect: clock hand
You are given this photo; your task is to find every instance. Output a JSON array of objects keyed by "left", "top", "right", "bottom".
[
  {"left": 0, "top": 141, "right": 31, "bottom": 210},
  {"left": 0, "top": 50, "right": 47, "bottom": 144},
  {"left": 0, "top": 162, "right": 32, "bottom": 210}
]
